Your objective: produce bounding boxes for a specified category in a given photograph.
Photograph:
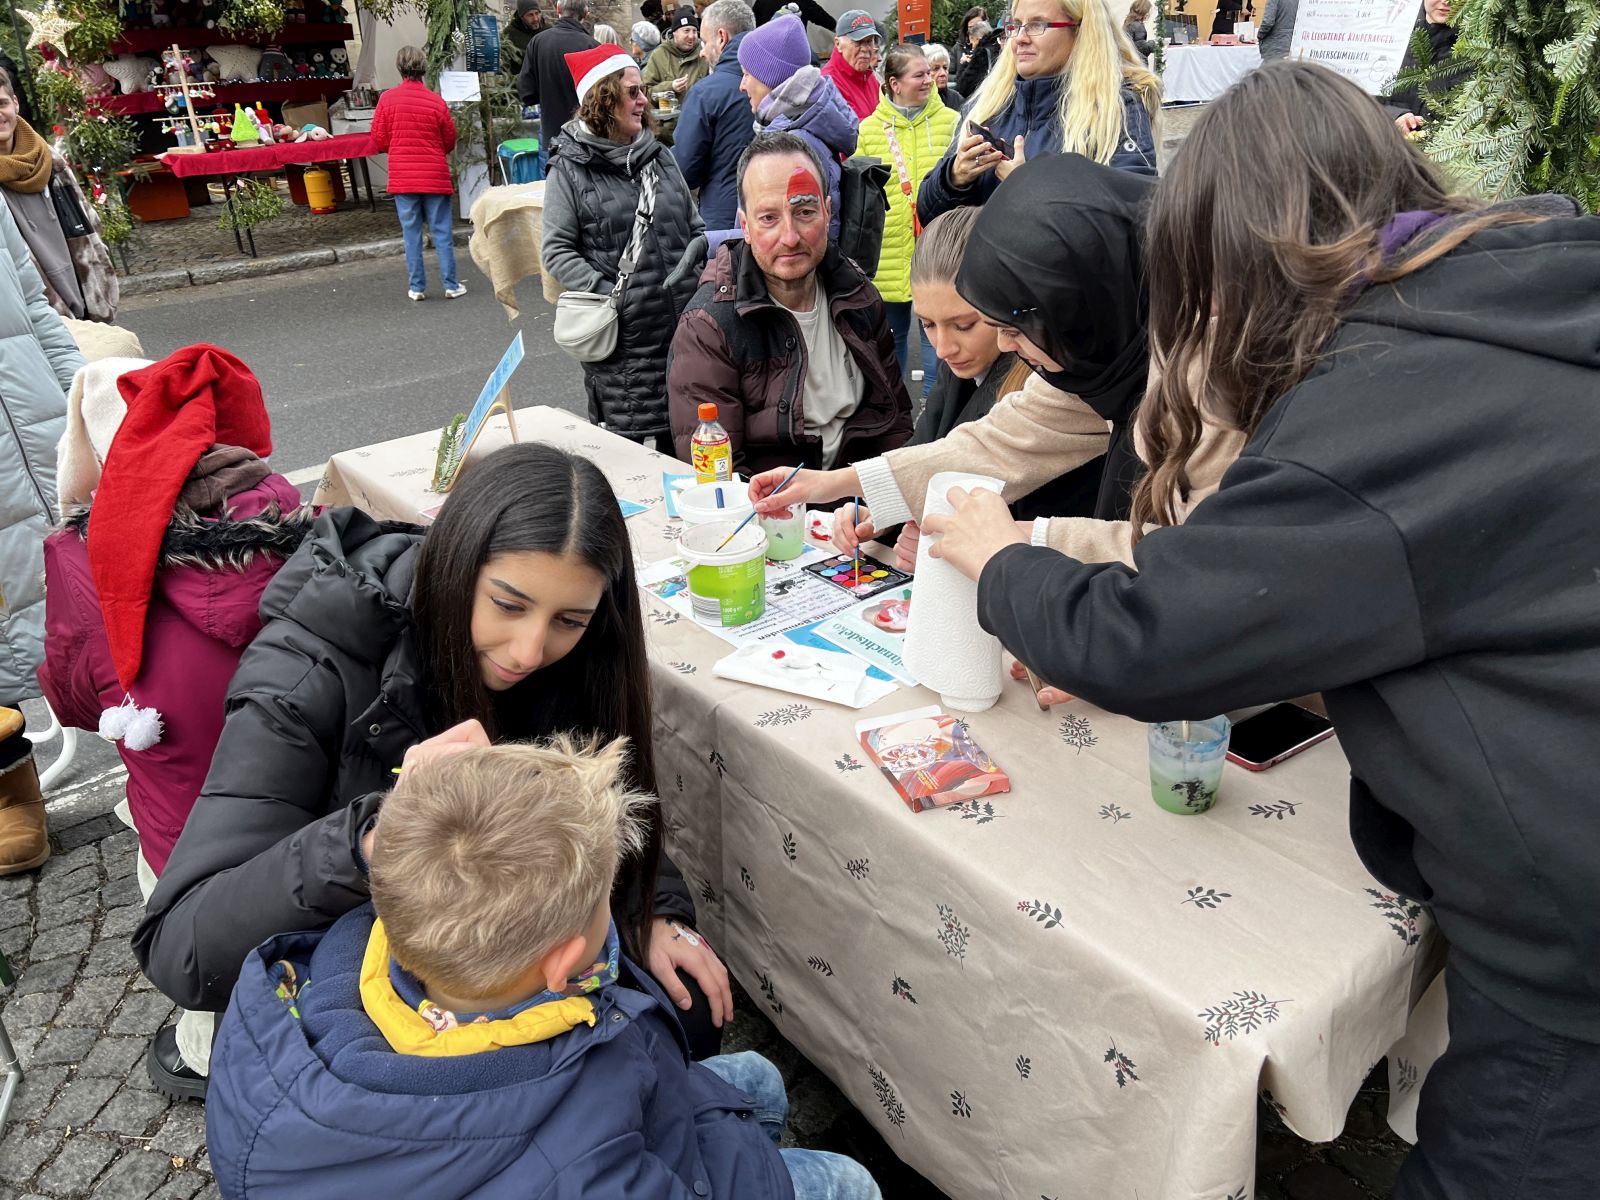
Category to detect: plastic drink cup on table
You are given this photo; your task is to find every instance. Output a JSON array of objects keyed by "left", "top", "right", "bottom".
[
  {"left": 690, "top": 402, "right": 732, "bottom": 483},
  {"left": 761, "top": 502, "right": 806, "bottom": 561},
  {"left": 1147, "top": 716, "right": 1231, "bottom": 814}
]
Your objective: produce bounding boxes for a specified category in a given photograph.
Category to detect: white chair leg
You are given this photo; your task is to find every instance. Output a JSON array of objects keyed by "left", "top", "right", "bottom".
[
  {"left": 36, "top": 726, "right": 78, "bottom": 793},
  {"left": 24, "top": 702, "right": 79, "bottom": 793}
]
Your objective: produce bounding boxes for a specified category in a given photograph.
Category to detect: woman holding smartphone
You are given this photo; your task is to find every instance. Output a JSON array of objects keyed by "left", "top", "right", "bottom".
[
  {"left": 917, "top": 0, "right": 1159, "bottom": 223},
  {"left": 926, "top": 62, "right": 1600, "bottom": 1198}
]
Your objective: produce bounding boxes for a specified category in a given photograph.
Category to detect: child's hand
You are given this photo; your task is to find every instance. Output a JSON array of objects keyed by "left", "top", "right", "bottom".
[{"left": 649, "top": 917, "right": 733, "bottom": 1027}]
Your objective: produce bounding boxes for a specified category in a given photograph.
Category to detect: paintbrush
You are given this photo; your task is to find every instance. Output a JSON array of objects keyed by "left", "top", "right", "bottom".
[
  {"left": 852, "top": 497, "right": 860, "bottom": 579},
  {"left": 714, "top": 463, "right": 804, "bottom": 552}
]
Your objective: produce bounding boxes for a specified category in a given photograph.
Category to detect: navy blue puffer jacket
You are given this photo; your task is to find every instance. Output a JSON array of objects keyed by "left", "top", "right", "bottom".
[{"left": 208, "top": 904, "right": 795, "bottom": 1199}]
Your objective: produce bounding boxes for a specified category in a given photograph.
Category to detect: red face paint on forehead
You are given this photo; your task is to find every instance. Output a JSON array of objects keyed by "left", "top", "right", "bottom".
[{"left": 787, "top": 167, "right": 822, "bottom": 207}]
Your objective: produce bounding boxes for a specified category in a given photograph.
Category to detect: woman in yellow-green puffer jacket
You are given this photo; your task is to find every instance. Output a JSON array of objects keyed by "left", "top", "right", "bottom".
[{"left": 856, "top": 43, "right": 958, "bottom": 395}]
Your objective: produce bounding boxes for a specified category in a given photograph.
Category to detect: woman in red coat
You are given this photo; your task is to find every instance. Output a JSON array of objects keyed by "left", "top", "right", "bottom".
[{"left": 370, "top": 46, "right": 464, "bottom": 300}]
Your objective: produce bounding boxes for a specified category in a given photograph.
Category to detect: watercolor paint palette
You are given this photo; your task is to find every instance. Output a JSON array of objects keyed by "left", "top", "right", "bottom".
[{"left": 803, "top": 553, "right": 913, "bottom": 599}]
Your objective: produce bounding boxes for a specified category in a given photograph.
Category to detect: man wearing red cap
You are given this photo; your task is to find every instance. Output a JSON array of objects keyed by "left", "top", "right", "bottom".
[{"left": 821, "top": 9, "right": 883, "bottom": 120}]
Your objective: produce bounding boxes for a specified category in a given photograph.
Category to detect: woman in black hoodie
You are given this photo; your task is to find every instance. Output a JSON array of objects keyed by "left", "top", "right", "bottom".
[{"left": 929, "top": 61, "right": 1600, "bottom": 1199}]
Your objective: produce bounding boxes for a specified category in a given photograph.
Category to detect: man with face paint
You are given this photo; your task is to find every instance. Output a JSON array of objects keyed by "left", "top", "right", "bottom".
[{"left": 668, "top": 132, "right": 912, "bottom": 477}]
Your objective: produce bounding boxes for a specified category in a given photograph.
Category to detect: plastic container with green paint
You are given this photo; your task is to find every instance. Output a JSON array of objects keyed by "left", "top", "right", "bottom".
[{"left": 680, "top": 520, "right": 767, "bottom": 627}]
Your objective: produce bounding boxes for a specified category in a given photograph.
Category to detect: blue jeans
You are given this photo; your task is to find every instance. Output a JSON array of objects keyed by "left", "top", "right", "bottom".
[
  {"left": 702, "top": 1052, "right": 882, "bottom": 1200},
  {"left": 394, "top": 192, "right": 458, "bottom": 293},
  {"left": 884, "top": 301, "right": 938, "bottom": 397}
]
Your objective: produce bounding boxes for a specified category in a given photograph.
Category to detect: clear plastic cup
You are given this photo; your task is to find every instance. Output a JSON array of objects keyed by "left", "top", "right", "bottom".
[
  {"left": 1148, "top": 716, "right": 1231, "bottom": 815},
  {"left": 761, "top": 502, "right": 806, "bottom": 561}
]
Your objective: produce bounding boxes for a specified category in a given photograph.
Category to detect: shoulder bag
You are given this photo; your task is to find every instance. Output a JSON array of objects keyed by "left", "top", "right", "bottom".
[{"left": 553, "top": 166, "right": 658, "bottom": 362}]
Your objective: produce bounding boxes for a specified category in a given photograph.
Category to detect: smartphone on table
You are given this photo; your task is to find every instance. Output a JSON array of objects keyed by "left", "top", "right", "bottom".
[
  {"left": 968, "top": 120, "right": 1013, "bottom": 159},
  {"left": 1225, "top": 703, "right": 1335, "bottom": 771}
]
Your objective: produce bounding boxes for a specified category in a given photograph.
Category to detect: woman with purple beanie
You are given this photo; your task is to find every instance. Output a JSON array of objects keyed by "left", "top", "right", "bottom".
[{"left": 736, "top": 15, "right": 857, "bottom": 239}]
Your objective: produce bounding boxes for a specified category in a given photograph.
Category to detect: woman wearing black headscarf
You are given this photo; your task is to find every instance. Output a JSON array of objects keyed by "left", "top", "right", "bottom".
[{"left": 748, "top": 155, "right": 1179, "bottom": 569}]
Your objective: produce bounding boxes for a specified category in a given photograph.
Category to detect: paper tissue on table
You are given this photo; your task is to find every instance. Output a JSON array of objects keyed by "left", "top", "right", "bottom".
[
  {"left": 902, "top": 472, "right": 1006, "bottom": 712},
  {"left": 713, "top": 644, "right": 899, "bottom": 708},
  {"left": 855, "top": 705, "right": 1011, "bottom": 812}
]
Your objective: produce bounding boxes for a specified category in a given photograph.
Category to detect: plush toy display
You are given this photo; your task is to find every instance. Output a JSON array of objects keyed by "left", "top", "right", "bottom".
[
  {"left": 329, "top": 47, "right": 348, "bottom": 76},
  {"left": 206, "top": 43, "right": 262, "bottom": 83},
  {"left": 293, "top": 51, "right": 310, "bottom": 77},
  {"left": 77, "top": 61, "right": 114, "bottom": 95},
  {"left": 310, "top": 50, "right": 329, "bottom": 78},
  {"left": 258, "top": 46, "right": 294, "bottom": 81},
  {"left": 104, "top": 54, "right": 161, "bottom": 94},
  {"left": 295, "top": 123, "right": 331, "bottom": 141}
]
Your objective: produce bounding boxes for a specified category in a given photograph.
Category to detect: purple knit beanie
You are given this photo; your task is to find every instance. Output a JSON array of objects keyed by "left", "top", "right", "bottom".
[{"left": 738, "top": 15, "right": 812, "bottom": 89}]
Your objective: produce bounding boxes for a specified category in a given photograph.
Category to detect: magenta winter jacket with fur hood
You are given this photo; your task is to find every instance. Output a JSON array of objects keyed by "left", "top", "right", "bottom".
[{"left": 37, "top": 476, "right": 309, "bottom": 874}]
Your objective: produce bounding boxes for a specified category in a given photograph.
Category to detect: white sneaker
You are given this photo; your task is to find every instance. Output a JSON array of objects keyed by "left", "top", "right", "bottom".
[
  {"left": 445, "top": 284, "right": 467, "bottom": 299},
  {"left": 408, "top": 289, "right": 426, "bottom": 301}
]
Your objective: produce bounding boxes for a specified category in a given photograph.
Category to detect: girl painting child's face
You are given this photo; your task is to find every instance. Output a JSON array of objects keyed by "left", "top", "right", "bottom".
[{"left": 471, "top": 552, "right": 607, "bottom": 690}]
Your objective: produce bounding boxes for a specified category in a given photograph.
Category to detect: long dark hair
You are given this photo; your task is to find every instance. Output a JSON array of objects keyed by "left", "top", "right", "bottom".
[
  {"left": 1134, "top": 61, "right": 1534, "bottom": 537},
  {"left": 411, "top": 443, "right": 661, "bottom": 960}
]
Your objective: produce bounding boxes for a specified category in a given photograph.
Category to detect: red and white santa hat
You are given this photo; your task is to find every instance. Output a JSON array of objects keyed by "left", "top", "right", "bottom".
[{"left": 565, "top": 45, "right": 637, "bottom": 102}]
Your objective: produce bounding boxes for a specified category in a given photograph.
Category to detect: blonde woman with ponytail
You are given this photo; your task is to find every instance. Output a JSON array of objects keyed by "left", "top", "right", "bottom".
[{"left": 918, "top": 0, "right": 1159, "bottom": 222}]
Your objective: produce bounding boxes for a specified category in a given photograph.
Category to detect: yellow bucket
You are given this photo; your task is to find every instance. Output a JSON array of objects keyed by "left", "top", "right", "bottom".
[{"left": 304, "top": 167, "right": 336, "bottom": 215}]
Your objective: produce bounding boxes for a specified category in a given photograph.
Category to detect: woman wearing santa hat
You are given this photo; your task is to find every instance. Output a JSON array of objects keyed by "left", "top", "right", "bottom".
[
  {"left": 541, "top": 43, "right": 705, "bottom": 443},
  {"left": 37, "top": 343, "right": 312, "bottom": 1100}
]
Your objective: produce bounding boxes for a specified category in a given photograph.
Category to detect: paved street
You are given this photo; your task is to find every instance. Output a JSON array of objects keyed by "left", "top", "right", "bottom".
[{"left": 3, "top": 256, "right": 1414, "bottom": 1198}]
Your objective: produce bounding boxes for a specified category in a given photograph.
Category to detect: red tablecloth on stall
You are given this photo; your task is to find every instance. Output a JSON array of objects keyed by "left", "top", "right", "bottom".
[{"left": 159, "top": 132, "right": 374, "bottom": 177}]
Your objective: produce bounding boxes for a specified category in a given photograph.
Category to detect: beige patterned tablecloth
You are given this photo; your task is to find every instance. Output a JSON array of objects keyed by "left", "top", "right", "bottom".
[{"left": 315, "top": 407, "right": 1442, "bottom": 1200}]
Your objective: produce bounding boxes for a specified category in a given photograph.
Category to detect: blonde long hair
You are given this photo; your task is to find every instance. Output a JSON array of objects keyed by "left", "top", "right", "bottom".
[{"left": 966, "top": 0, "right": 1159, "bottom": 166}]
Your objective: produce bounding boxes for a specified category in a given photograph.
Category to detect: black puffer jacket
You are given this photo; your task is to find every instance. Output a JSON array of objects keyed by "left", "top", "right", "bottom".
[
  {"left": 133, "top": 508, "right": 695, "bottom": 1012},
  {"left": 542, "top": 122, "right": 705, "bottom": 438}
]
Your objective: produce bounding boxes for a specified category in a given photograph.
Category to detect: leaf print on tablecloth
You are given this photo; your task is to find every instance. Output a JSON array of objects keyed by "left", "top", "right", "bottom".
[
  {"left": 1248, "top": 800, "right": 1300, "bottom": 820},
  {"left": 869, "top": 1065, "right": 907, "bottom": 1132},
  {"left": 844, "top": 857, "right": 871, "bottom": 880},
  {"left": 739, "top": 866, "right": 755, "bottom": 891},
  {"left": 949, "top": 1090, "right": 972, "bottom": 1118},
  {"left": 1395, "top": 1058, "right": 1419, "bottom": 1094},
  {"left": 697, "top": 881, "right": 718, "bottom": 906},
  {"left": 755, "top": 703, "right": 813, "bottom": 728},
  {"left": 675, "top": 773, "right": 684, "bottom": 793},
  {"left": 650, "top": 608, "right": 682, "bottom": 625},
  {"left": 1366, "top": 888, "right": 1424, "bottom": 946},
  {"left": 806, "top": 956, "right": 834, "bottom": 976},
  {"left": 835, "top": 752, "right": 864, "bottom": 772},
  {"left": 1104, "top": 1042, "right": 1139, "bottom": 1087},
  {"left": 1182, "top": 887, "right": 1231, "bottom": 910},
  {"left": 949, "top": 799, "right": 1002, "bottom": 824},
  {"left": 936, "top": 903, "right": 970, "bottom": 966},
  {"left": 1098, "top": 803, "right": 1131, "bottom": 824},
  {"left": 1058, "top": 714, "right": 1099, "bottom": 753},
  {"left": 708, "top": 749, "right": 726, "bottom": 777},
  {"left": 1198, "top": 991, "right": 1289, "bottom": 1046},
  {"left": 667, "top": 660, "right": 697, "bottom": 675},
  {"left": 1017, "top": 899, "right": 1063, "bottom": 929},
  {"left": 757, "top": 970, "right": 783, "bottom": 1014},
  {"left": 781, "top": 831, "right": 797, "bottom": 862},
  {"left": 891, "top": 975, "right": 918, "bottom": 1004},
  {"left": 1015, "top": 1055, "right": 1031, "bottom": 1080},
  {"left": 1225, "top": 1190, "right": 1248, "bottom": 1200}
]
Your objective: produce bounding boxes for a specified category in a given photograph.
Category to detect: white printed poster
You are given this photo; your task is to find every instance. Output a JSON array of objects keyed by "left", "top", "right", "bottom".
[{"left": 1289, "top": 0, "right": 1423, "bottom": 94}]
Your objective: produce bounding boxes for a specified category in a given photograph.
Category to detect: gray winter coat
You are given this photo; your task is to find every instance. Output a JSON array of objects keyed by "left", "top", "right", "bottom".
[
  {"left": 0, "top": 202, "right": 80, "bottom": 702},
  {"left": 542, "top": 122, "right": 705, "bottom": 437},
  {"left": 1257, "top": 0, "right": 1299, "bottom": 60}
]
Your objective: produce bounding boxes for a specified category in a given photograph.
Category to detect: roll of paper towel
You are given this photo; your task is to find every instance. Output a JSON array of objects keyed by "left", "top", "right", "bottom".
[{"left": 904, "top": 471, "right": 1005, "bottom": 712}]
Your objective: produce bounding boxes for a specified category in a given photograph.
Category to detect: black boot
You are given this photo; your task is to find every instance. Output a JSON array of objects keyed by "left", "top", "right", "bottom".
[{"left": 147, "top": 1024, "right": 207, "bottom": 1101}]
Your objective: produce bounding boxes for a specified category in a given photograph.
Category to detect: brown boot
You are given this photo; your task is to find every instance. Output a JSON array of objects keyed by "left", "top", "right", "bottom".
[{"left": 0, "top": 748, "right": 49, "bottom": 876}]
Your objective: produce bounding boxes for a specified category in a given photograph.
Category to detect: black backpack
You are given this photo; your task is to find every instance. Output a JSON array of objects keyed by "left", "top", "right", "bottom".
[{"left": 836, "top": 156, "right": 890, "bottom": 277}]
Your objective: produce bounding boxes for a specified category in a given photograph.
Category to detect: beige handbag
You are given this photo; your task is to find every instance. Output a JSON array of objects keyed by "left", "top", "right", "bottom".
[{"left": 553, "top": 168, "right": 657, "bottom": 363}]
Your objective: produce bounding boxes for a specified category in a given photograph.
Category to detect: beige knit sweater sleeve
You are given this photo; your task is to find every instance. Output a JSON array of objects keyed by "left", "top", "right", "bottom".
[
  {"left": 1037, "top": 419, "right": 1248, "bottom": 566},
  {"left": 854, "top": 372, "right": 1111, "bottom": 527}
]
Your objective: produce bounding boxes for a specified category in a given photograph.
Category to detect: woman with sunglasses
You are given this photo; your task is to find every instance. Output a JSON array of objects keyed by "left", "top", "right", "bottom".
[
  {"left": 919, "top": 0, "right": 1159, "bottom": 224},
  {"left": 542, "top": 46, "right": 705, "bottom": 443}
]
